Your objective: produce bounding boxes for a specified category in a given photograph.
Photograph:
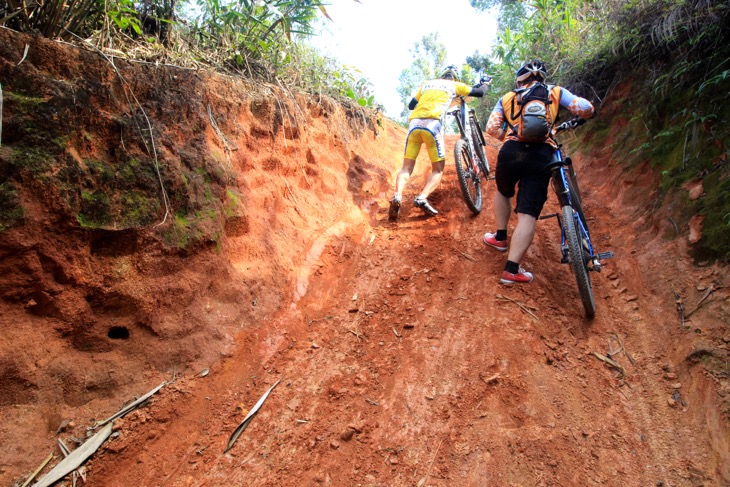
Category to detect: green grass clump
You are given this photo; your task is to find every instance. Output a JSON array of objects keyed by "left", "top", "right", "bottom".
[
  {"left": 11, "top": 147, "right": 54, "bottom": 176},
  {"left": 78, "top": 190, "right": 111, "bottom": 227},
  {"left": 0, "top": 182, "right": 24, "bottom": 231},
  {"left": 120, "top": 191, "right": 161, "bottom": 227},
  {"left": 695, "top": 174, "right": 730, "bottom": 259},
  {"left": 224, "top": 188, "right": 241, "bottom": 218}
]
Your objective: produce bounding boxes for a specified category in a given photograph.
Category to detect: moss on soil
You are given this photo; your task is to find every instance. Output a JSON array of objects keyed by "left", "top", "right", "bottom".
[
  {"left": 581, "top": 74, "right": 730, "bottom": 260},
  {"left": 0, "top": 182, "right": 24, "bottom": 231}
]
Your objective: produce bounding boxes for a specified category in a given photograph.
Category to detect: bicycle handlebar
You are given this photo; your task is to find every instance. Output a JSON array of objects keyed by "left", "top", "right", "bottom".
[{"left": 554, "top": 118, "right": 587, "bottom": 135}]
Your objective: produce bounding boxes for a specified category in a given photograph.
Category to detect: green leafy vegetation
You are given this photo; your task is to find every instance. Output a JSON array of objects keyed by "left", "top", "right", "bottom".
[
  {"left": 0, "top": 0, "right": 373, "bottom": 107},
  {"left": 396, "top": 33, "right": 448, "bottom": 124},
  {"left": 468, "top": 0, "right": 730, "bottom": 260}
]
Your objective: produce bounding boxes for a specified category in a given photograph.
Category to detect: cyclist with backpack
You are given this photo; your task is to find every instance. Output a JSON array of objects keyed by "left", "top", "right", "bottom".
[
  {"left": 482, "top": 59, "right": 594, "bottom": 284},
  {"left": 389, "top": 65, "right": 489, "bottom": 220}
]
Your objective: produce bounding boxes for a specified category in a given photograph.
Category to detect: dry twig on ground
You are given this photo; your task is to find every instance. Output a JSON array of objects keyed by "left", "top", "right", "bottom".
[
  {"left": 496, "top": 294, "right": 539, "bottom": 321},
  {"left": 685, "top": 285, "right": 716, "bottom": 318}
]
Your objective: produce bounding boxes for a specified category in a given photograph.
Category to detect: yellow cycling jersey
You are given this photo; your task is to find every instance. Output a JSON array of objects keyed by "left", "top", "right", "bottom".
[{"left": 409, "top": 79, "right": 472, "bottom": 121}]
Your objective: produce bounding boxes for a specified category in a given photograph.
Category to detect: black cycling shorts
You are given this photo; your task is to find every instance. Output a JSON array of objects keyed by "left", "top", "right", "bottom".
[{"left": 495, "top": 140, "right": 554, "bottom": 218}]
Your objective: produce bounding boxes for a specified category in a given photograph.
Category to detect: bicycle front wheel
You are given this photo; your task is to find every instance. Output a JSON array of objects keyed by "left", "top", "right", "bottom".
[
  {"left": 566, "top": 174, "right": 588, "bottom": 231},
  {"left": 561, "top": 205, "right": 596, "bottom": 317},
  {"left": 454, "top": 139, "right": 482, "bottom": 214}
]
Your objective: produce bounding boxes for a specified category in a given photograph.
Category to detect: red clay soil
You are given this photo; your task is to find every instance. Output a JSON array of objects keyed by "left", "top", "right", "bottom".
[{"left": 0, "top": 30, "right": 728, "bottom": 487}]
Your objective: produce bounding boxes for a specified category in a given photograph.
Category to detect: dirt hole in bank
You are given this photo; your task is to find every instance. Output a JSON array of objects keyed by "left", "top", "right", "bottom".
[{"left": 108, "top": 326, "right": 130, "bottom": 340}]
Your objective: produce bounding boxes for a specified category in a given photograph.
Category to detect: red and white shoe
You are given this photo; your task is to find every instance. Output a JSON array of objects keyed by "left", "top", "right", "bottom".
[
  {"left": 500, "top": 268, "right": 534, "bottom": 284},
  {"left": 483, "top": 232, "right": 507, "bottom": 252}
]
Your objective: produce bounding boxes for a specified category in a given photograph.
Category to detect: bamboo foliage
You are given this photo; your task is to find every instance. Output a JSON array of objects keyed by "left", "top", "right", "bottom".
[
  {"left": 1, "top": 0, "right": 101, "bottom": 38},
  {"left": 0, "top": 0, "right": 370, "bottom": 102}
]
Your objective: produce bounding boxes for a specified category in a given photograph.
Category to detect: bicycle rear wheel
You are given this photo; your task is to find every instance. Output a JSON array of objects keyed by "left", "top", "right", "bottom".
[
  {"left": 561, "top": 205, "right": 596, "bottom": 317},
  {"left": 470, "top": 119, "right": 490, "bottom": 178},
  {"left": 454, "top": 139, "right": 482, "bottom": 214}
]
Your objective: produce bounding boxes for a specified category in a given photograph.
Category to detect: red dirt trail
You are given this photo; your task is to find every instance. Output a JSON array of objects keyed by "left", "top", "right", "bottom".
[{"left": 0, "top": 29, "right": 728, "bottom": 487}]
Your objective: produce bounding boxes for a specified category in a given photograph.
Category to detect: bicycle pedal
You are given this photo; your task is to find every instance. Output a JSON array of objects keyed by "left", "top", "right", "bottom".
[{"left": 596, "top": 251, "right": 614, "bottom": 260}]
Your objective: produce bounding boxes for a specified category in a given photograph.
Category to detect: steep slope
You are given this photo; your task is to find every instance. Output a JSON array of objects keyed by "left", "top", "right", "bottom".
[
  {"left": 0, "top": 29, "right": 728, "bottom": 486},
  {"left": 0, "top": 28, "right": 399, "bottom": 483}
]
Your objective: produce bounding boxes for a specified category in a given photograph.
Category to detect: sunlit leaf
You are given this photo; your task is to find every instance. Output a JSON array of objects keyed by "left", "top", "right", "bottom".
[{"left": 318, "top": 5, "right": 333, "bottom": 21}]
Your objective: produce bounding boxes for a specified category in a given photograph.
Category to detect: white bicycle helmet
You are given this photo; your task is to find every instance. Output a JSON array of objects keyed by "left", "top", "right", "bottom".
[
  {"left": 516, "top": 59, "right": 547, "bottom": 84},
  {"left": 440, "top": 65, "right": 460, "bottom": 82}
]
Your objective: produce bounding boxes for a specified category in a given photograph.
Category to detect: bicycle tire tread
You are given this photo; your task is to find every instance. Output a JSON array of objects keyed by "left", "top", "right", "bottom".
[{"left": 561, "top": 205, "right": 596, "bottom": 317}]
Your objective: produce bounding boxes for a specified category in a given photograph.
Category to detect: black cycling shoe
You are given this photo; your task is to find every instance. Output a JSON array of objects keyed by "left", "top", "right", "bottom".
[
  {"left": 388, "top": 197, "right": 401, "bottom": 221},
  {"left": 414, "top": 197, "right": 438, "bottom": 216}
]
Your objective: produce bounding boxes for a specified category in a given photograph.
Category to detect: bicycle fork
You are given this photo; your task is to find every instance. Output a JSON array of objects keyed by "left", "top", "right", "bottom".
[{"left": 539, "top": 211, "right": 614, "bottom": 271}]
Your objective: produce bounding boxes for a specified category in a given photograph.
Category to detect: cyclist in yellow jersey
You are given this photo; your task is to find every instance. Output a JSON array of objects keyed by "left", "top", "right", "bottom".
[{"left": 389, "top": 65, "right": 489, "bottom": 220}]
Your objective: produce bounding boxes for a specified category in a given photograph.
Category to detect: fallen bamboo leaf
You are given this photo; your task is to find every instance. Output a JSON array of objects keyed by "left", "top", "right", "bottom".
[
  {"left": 611, "top": 332, "right": 635, "bottom": 365},
  {"left": 225, "top": 380, "right": 281, "bottom": 453},
  {"left": 57, "top": 438, "right": 70, "bottom": 456},
  {"left": 197, "top": 368, "right": 210, "bottom": 378},
  {"left": 97, "top": 381, "right": 167, "bottom": 427},
  {"left": 33, "top": 423, "right": 113, "bottom": 487},
  {"left": 18, "top": 43, "right": 29, "bottom": 66},
  {"left": 57, "top": 439, "right": 80, "bottom": 487},
  {"left": 392, "top": 327, "right": 401, "bottom": 338},
  {"left": 77, "top": 466, "right": 87, "bottom": 483},
  {"left": 592, "top": 352, "right": 626, "bottom": 379},
  {"left": 21, "top": 452, "right": 53, "bottom": 487}
]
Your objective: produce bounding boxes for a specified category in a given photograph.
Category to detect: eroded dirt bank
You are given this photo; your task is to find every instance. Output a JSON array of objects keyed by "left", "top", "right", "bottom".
[{"left": 0, "top": 29, "right": 728, "bottom": 486}]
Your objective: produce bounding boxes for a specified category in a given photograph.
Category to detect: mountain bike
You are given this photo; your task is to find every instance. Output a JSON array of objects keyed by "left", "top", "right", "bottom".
[
  {"left": 448, "top": 76, "right": 492, "bottom": 214},
  {"left": 539, "top": 118, "right": 613, "bottom": 318}
]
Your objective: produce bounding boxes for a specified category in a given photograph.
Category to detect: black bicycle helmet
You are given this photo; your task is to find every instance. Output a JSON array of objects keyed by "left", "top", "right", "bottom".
[
  {"left": 440, "top": 65, "right": 460, "bottom": 82},
  {"left": 516, "top": 59, "right": 547, "bottom": 84}
]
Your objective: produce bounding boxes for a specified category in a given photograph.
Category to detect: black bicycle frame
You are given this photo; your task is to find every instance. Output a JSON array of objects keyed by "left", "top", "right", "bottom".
[{"left": 451, "top": 98, "right": 483, "bottom": 163}]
